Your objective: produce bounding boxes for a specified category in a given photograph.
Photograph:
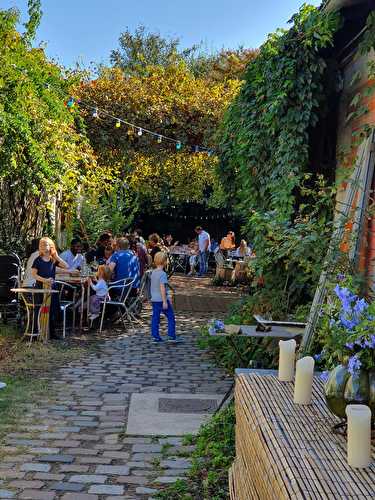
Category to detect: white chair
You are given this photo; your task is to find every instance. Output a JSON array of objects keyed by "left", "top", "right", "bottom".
[
  {"left": 99, "top": 277, "right": 135, "bottom": 333},
  {"left": 55, "top": 280, "right": 77, "bottom": 338}
]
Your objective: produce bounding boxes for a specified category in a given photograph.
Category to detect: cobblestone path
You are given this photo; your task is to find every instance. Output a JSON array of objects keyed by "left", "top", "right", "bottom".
[{"left": 0, "top": 301, "right": 233, "bottom": 499}]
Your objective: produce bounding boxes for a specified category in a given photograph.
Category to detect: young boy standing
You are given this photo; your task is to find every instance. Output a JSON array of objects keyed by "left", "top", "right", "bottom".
[{"left": 150, "top": 252, "right": 181, "bottom": 343}]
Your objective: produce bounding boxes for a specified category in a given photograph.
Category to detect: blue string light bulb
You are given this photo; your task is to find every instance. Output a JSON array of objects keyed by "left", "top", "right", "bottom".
[
  {"left": 115, "top": 119, "right": 121, "bottom": 128},
  {"left": 92, "top": 108, "right": 99, "bottom": 118},
  {"left": 176, "top": 141, "right": 182, "bottom": 150},
  {"left": 157, "top": 135, "right": 162, "bottom": 143}
]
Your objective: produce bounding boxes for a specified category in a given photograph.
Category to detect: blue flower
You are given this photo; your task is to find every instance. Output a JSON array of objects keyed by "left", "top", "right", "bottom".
[
  {"left": 214, "top": 320, "right": 225, "bottom": 330},
  {"left": 314, "top": 353, "right": 322, "bottom": 361},
  {"left": 334, "top": 285, "right": 357, "bottom": 313},
  {"left": 320, "top": 371, "right": 329, "bottom": 383},
  {"left": 363, "top": 335, "right": 375, "bottom": 348},
  {"left": 329, "top": 319, "right": 336, "bottom": 327},
  {"left": 336, "top": 273, "right": 345, "bottom": 281},
  {"left": 345, "top": 342, "right": 354, "bottom": 350},
  {"left": 339, "top": 314, "right": 358, "bottom": 331},
  {"left": 348, "top": 355, "right": 362, "bottom": 375},
  {"left": 208, "top": 326, "right": 216, "bottom": 336},
  {"left": 353, "top": 298, "right": 368, "bottom": 316}
]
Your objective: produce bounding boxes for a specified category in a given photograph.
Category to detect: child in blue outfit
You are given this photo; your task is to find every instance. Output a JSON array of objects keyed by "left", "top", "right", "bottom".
[{"left": 150, "top": 252, "right": 181, "bottom": 343}]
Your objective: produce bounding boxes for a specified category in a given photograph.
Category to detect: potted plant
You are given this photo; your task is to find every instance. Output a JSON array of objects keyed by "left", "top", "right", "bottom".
[{"left": 315, "top": 283, "right": 375, "bottom": 420}]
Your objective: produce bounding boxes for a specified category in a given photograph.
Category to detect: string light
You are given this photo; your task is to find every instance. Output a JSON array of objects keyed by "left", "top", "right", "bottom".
[{"left": 12, "top": 65, "right": 215, "bottom": 154}]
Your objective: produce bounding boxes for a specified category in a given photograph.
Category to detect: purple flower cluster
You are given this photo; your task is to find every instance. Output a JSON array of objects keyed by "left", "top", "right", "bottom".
[
  {"left": 208, "top": 319, "right": 225, "bottom": 336},
  {"left": 333, "top": 285, "right": 369, "bottom": 331},
  {"left": 348, "top": 355, "right": 362, "bottom": 375}
]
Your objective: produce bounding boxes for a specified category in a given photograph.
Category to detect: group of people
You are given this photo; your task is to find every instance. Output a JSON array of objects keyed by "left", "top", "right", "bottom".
[{"left": 22, "top": 230, "right": 181, "bottom": 341}]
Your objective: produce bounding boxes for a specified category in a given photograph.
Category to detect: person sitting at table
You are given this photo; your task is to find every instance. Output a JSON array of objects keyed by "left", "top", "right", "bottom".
[
  {"left": 23, "top": 238, "right": 40, "bottom": 287},
  {"left": 60, "top": 238, "right": 84, "bottom": 271},
  {"left": 164, "top": 234, "right": 179, "bottom": 248},
  {"left": 108, "top": 237, "right": 140, "bottom": 296},
  {"left": 104, "top": 245, "right": 114, "bottom": 264},
  {"left": 87, "top": 264, "right": 111, "bottom": 320},
  {"left": 235, "top": 239, "right": 252, "bottom": 258},
  {"left": 220, "top": 231, "right": 236, "bottom": 257},
  {"left": 86, "top": 232, "right": 113, "bottom": 264},
  {"left": 131, "top": 236, "right": 148, "bottom": 277},
  {"left": 148, "top": 233, "right": 162, "bottom": 263},
  {"left": 187, "top": 240, "right": 199, "bottom": 276},
  {"left": 31, "top": 237, "right": 69, "bottom": 338}
]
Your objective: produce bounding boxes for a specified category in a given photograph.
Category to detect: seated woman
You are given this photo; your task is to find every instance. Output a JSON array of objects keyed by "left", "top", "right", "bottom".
[
  {"left": 220, "top": 231, "right": 236, "bottom": 257},
  {"left": 187, "top": 240, "right": 199, "bottom": 276},
  {"left": 235, "top": 239, "right": 252, "bottom": 258},
  {"left": 31, "top": 237, "right": 69, "bottom": 338}
]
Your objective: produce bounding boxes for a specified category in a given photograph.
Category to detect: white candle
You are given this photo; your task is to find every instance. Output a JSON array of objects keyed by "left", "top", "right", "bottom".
[
  {"left": 346, "top": 404, "right": 372, "bottom": 468},
  {"left": 278, "top": 339, "right": 296, "bottom": 381},
  {"left": 293, "top": 356, "right": 315, "bottom": 404}
]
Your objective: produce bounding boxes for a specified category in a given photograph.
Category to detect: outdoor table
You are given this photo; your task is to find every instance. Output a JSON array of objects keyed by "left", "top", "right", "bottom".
[
  {"left": 229, "top": 371, "right": 375, "bottom": 499},
  {"left": 11, "top": 288, "right": 59, "bottom": 343},
  {"left": 169, "top": 251, "right": 189, "bottom": 273},
  {"left": 59, "top": 275, "right": 92, "bottom": 330}
]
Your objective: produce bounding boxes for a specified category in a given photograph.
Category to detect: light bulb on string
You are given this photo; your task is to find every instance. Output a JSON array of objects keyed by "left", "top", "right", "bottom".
[
  {"left": 137, "top": 128, "right": 143, "bottom": 136},
  {"left": 157, "top": 135, "right": 162, "bottom": 144},
  {"left": 176, "top": 141, "right": 182, "bottom": 151},
  {"left": 92, "top": 108, "right": 99, "bottom": 118},
  {"left": 115, "top": 119, "right": 121, "bottom": 128}
]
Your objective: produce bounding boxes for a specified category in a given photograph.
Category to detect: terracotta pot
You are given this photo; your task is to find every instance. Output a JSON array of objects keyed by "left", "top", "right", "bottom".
[{"left": 324, "top": 365, "right": 375, "bottom": 419}]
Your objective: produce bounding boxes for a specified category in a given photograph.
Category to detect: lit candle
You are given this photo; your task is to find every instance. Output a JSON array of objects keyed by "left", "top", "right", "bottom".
[
  {"left": 293, "top": 356, "right": 315, "bottom": 404},
  {"left": 278, "top": 339, "right": 296, "bottom": 381},
  {"left": 346, "top": 404, "right": 371, "bottom": 468}
]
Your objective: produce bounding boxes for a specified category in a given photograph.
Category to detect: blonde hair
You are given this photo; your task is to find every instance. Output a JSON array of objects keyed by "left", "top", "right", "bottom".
[
  {"left": 97, "top": 265, "right": 112, "bottom": 282},
  {"left": 154, "top": 251, "right": 167, "bottom": 266},
  {"left": 39, "top": 237, "right": 57, "bottom": 262}
]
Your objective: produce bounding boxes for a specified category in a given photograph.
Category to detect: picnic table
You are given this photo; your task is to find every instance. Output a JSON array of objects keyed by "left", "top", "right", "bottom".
[{"left": 229, "top": 370, "right": 375, "bottom": 499}]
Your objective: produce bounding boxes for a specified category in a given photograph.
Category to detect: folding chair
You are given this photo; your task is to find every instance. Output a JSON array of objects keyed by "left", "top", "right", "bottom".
[
  {"left": 126, "top": 270, "right": 151, "bottom": 321},
  {"left": 99, "top": 277, "right": 135, "bottom": 333},
  {"left": 54, "top": 280, "right": 77, "bottom": 338}
]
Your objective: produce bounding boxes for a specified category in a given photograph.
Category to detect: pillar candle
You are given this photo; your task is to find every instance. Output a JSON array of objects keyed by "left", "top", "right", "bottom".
[
  {"left": 346, "top": 404, "right": 372, "bottom": 468},
  {"left": 278, "top": 339, "right": 296, "bottom": 381},
  {"left": 293, "top": 356, "right": 315, "bottom": 404}
]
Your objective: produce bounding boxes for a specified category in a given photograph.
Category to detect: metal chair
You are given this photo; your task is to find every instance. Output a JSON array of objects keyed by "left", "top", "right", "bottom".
[
  {"left": 54, "top": 280, "right": 77, "bottom": 338},
  {"left": 0, "top": 253, "right": 22, "bottom": 324},
  {"left": 99, "top": 277, "right": 135, "bottom": 333},
  {"left": 126, "top": 270, "right": 151, "bottom": 322}
]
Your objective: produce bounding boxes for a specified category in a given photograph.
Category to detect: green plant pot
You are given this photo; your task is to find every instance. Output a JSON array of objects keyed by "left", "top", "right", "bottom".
[{"left": 324, "top": 365, "right": 375, "bottom": 419}]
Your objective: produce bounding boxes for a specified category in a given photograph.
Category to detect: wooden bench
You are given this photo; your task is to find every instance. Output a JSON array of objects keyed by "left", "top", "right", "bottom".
[{"left": 229, "top": 371, "right": 375, "bottom": 499}]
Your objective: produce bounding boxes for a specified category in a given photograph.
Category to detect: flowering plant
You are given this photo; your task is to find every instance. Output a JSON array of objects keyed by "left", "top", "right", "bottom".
[
  {"left": 208, "top": 319, "right": 225, "bottom": 336},
  {"left": 316, "top": 282, "right": 375, "bottom": 381}
]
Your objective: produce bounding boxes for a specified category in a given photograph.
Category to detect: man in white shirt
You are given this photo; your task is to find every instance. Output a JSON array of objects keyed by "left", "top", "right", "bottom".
[
  {"left": 195, "top": 226, "right": 211, "bottom": 277},
  {"left": 60, "top": 238, "right": 84, "bottom": 271}
]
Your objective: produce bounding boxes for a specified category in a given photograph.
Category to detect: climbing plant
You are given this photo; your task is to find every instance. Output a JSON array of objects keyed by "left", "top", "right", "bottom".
[{"left": 217, "top": 4, "right": 342, "bottom": 314}]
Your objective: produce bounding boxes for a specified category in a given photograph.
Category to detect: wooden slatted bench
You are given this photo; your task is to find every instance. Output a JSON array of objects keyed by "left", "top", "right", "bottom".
[{"left": 229, "top": 371, "right": 375, "bottom": 499}]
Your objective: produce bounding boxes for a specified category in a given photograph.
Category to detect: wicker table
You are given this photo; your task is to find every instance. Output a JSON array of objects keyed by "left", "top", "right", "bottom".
[{"left": 230, "top": 372, "right": 375, "bottom": 499}]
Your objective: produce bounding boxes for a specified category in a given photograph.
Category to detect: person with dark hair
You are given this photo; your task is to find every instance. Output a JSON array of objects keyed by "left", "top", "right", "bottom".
[
  {"left": 133, "top": 228, "right": 146, "bottom": 245},
  {"left": 60, "top": 238, "right": 84, "bottom": 271},
  {"left": 86, "top": 232, "right": 113, "bottom": 264},
  {"left": 148, "top": 233, "right": 162, "bottom": 263},
  {"left": 195, "top": 226, "right": 211, "bottom": 277}
]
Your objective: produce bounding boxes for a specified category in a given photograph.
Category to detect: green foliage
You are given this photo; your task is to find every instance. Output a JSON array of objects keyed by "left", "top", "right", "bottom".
[
  {"left": 156, "top": 404, "right": 235, "bottom": 500},
  {"left": 217, "top": 5, "right": 341, "bottom": 312},
  {"left": 0, "top": 6, "right": 102, "bottom": 251},
  {"left": 23, "top": 0, "right": 42, "bottom": 44}
]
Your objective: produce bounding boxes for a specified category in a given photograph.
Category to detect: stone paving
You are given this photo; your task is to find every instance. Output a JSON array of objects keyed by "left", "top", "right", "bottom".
[{"left": 0, "top": 281, "right": 233, "bottom": 500}]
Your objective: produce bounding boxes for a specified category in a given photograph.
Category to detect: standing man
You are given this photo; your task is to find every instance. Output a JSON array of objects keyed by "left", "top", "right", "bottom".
[{"left": 195, "top": 226, "right": 211, "bottom": 277}]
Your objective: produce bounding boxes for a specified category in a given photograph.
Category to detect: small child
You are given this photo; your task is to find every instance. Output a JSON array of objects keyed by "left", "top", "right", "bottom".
[
  {"left": 87, "top": 265, "right": 111, "bottom": 320},
  {"left": 150, "top": 252, "right": 181, "bottom": 343}
]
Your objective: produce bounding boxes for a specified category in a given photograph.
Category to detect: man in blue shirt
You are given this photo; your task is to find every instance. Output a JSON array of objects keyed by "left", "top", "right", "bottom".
[{"left": 109, "top": 238, "right": 140, "bottom": 293}]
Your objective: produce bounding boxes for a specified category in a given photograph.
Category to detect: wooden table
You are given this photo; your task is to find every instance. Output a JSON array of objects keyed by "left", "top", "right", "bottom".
[
  {"left": 11, "top": 288, "right": 59, "bottom": 342},
  {"left": 229, "top": 372, "right": 375, "bottom": 499}
]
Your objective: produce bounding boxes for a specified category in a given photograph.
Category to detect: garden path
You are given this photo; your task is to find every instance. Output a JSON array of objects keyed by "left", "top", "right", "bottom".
[{"left": 0, "top": 276, "right": 234, "bottom": 499}]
